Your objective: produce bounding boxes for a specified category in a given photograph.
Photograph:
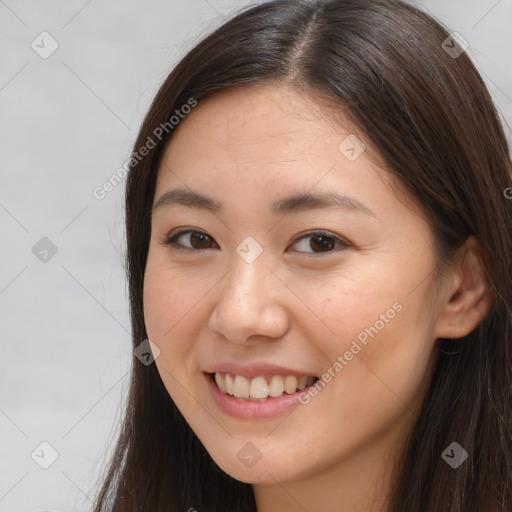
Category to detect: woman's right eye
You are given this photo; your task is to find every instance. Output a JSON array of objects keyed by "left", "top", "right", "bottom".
[{"left": 162, "top": 230, "right": 219, "bottom": 252}]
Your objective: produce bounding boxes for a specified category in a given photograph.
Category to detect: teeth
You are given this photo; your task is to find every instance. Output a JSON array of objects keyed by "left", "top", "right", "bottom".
[
  {"left": 284, "top": 375, "right": 298, "bottom": 394},
  {"left": 215, "top": 372, "right": 227, "bottom": 393},
  {"left": 268, "top": 375, "right": 285, "bottom": 397},
  {"left": 233, "top": 375, "right": 250, "bottom": 398},
  {"left": 250, "top": 376, "right": 269, "bottom": 399},
  {"left": 213, "top": 372, "right": 316, "bottom": 399},
  {"left": 297, "top": 376, "right": 308, "bottom": 390},
  {"left": 225, "top": 373, "right": 234, "bottom": 395}
]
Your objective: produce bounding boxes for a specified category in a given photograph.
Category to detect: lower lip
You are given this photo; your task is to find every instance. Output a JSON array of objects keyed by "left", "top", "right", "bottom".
[{"left": 204, "top": 373, "right": 313, "bottom": 419}]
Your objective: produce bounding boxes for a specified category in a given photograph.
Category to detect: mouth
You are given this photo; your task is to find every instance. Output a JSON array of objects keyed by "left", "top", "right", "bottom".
[{"left": 207, "top": 372, "right": 320, "bottom": 401}]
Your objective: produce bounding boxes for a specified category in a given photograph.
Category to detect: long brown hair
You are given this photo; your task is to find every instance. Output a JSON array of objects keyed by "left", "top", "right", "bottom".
[{"left": 92, "top": 0, "right": 512, "bottom": 510}]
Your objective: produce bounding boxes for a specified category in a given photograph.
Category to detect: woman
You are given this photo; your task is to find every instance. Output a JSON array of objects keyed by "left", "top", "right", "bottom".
[{"left": 93, "top": 0, "right": 512, "bottom": 510}]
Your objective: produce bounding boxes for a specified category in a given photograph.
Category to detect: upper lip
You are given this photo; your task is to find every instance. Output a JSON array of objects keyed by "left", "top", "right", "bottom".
[{"left": 203, "top": 362, "right": 319, "bottom": 379}]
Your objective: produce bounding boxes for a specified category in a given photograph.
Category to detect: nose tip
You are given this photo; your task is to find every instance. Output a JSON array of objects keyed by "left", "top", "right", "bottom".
[
  {"left": 209, "top": 298, "right": 288, "bottom": 345},
  {"left": 207, "top": 255, "right": 289, "bottom": 344}
]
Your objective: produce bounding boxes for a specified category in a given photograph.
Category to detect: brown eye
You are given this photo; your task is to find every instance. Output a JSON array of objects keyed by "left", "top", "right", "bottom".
[
  {"left": 163, "top": 230, "right": 219, "bottom": 251},
  {"left": 289, "top": 231, "right": 349, "bottom": 255}
]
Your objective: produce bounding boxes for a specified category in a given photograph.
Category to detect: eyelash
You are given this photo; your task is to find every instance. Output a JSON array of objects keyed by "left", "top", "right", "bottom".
[{"left": 161, "top": 229, "right": 350, "bottom": 256}]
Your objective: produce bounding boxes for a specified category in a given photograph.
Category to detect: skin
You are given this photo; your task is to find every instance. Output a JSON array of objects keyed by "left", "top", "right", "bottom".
[{"left": 143, "top": 83, "right": 492, "bottom": 511}]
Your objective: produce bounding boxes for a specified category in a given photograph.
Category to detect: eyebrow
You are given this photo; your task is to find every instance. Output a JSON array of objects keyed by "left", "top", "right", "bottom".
[{"left": 152, "top": 187, "right": 376, "bottom": 218}]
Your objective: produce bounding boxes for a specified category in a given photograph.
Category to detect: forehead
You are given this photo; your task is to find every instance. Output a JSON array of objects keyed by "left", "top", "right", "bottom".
[
  {"left": 159, "top": 84, "right": 374, "bottom": 184},
  {"left": 168, "top": 83, "right": 353, "bottom": 154},
  {"left": 154, "top": 83, "right": 422, "bottom": 227}
]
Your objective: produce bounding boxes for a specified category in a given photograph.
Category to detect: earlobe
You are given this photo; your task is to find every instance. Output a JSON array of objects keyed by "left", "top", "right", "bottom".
[{"left": 434, "top": 236, "right": 494, "bottom": 340}]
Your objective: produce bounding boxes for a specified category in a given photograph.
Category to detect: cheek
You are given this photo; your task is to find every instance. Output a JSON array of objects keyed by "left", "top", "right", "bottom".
[
  {"left": 317, "top": 251, "right": 434, "bottom": 347},
  {"left": 143, "top": 267, "right": 198, "bottom": 384},
  {"left": 143, "top": 259, "right": 197, "bottom": 341},
  {"left": 313, "top": 272, "right": 435, "bottom": 394},
  {"left": 143, "top": 263, "right": 201, "bottom": 399},
  {"left": 312, "top": 274, "right": 401, "bottom": 348},
  {"left": 143, "top": 268, "right": 171, "bottom": 342}
]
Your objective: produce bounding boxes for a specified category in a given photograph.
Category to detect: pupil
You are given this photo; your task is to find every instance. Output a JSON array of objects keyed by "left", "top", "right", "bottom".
[
  {"left": 191, "top": 233, "right": 209, "bottom": 248},
  {"left": 312, "top": 235, "right": 333, "bottom": 252}
]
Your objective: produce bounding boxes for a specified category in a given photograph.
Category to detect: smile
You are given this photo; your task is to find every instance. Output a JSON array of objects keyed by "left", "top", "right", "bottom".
[
  {"left": 212, "top": 372, "right": 318, "bottom": 400},
  {"left": 204, "top": 371, "right": 320, "bottom": 419}
]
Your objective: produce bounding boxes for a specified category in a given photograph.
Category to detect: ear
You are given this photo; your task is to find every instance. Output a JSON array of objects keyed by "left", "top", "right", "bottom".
[{"left": 434, "top": 235, "right": 494, "bottom": 339}]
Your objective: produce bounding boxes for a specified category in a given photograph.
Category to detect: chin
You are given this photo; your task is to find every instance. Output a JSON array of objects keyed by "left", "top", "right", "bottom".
[
  {"left": 219, "top": 460, "right": 291, "bottom": 485},
  {"left": 202, "top": 441, "right": 303, "bottom": 485}
]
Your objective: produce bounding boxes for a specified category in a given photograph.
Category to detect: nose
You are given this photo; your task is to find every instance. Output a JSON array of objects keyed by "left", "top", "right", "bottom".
[{"left": 208, "top": 252, "right": 290, "bottom": 345}]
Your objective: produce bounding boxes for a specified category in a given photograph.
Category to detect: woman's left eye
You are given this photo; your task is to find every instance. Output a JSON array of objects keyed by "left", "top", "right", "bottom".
[
  {"left": 161, "top": 230, "right": 350, "bottom": 255},
  {"left": 290, "top": 231, "right": 350, "bottom": 254}
]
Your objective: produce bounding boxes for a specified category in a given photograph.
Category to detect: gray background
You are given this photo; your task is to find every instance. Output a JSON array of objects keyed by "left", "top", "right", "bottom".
[{"left": 1, "top": 1, "right": 511, "bottom": 510}]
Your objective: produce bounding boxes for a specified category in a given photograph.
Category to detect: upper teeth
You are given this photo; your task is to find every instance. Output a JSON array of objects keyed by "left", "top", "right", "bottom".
[{"left": 214, "top": 372, "right": 316, "bottom": 399}]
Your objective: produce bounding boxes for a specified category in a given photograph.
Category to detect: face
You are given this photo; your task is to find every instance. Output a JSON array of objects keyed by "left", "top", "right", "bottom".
[{"left": 143, "top": 83, "right": 441, "bottom": 491}]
